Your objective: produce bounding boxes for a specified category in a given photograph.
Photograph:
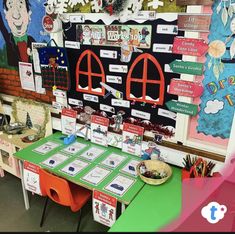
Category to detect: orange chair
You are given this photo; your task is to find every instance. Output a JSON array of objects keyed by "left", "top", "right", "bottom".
[{"left": 39, "top": 168, "right": 91, "bottom": 231}]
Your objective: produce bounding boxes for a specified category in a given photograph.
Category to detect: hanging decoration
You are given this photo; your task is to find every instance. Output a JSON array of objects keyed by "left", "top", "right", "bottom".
[
  {"left": 102, "top": 0, "right": 128, "bottom": 16},
  {"left": 207, "top": 40, "right": 226, "bottom": 80},
  {"left": 216, "top": 0, "right": 235, "bottom": 27},
  {"left": 44, "top": 0, "right": 145, "bottom": 21}
]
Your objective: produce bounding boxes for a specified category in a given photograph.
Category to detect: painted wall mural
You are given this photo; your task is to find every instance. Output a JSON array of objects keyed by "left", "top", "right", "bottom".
[
  {"left": 197, "top": 0, "right": 235, "bottom": 139},
  {"left": 0, "top": 0, "right": 49, "bottom": 68}
]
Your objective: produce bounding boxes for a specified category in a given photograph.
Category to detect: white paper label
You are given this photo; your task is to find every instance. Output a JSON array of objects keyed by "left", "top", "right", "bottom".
[
  {"left": 164, "top": 64, "right": 173, "bottom": 73},
  {"left": 52, "top": 101, "right": 64, "bottom": 110},
  {"left": 68, "top": 98, "right": 83, "bottom": 106},
  {"left": 83, "top": 94, "right": 99, "bottom": 103},
  {"left": 153, "top": 44, "right": 173, "bottom": 53},
  {"left": 158, "top": 108, "right": 177, "bottom": 120},
  {"left": 135, "top": 11, "right": 156, "bottom": 20},
  {"left": 109, "top": 64, "right": 128, "bottom": 73},
  {"left": 157, "top": 25, "right": 178, "bottom": 35},
  {"left": 53, "top": 89, "right": 67, "bottom": 98},
  {"left": 100, "top": 104, "right": 115, "bottom": 113},
  {"left": 111, "top": 99, "right": 130, "bottom": 108},
  {"left": 100, "top": 50, "right": 117, "bottom": 59},
  {"left": 131, "top": 109, "right": 151, "bottom": 120},
  {"left": 35, "top": 74, "right": 46, "bottom": 94},
  {"left": 65, "top": 41, "right": 80, "bottom": 49},
  {"left": 69, "top": 15, "right": 85, "bottom": 23},
  {"left": 106, "top": 75, "right": 122, "bottom": 84}
]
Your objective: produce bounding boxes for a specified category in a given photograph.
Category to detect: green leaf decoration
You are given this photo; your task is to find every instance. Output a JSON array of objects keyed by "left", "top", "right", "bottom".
[
  {"left": 213, "top": 64, "right": 220, "bottom": 80},
  {"left": 208, "top": 59, "right": 213, "bottom": 69},
  {"left": 222, "top": 7, "right": 228, "bottom": 26},
  {"left": 219, "top": 62, "right": 224, "bottom": 73},
  {"left": 216, "top": 2, "right": 222, "bottom": 14},
  {"left": 228, "top": 5, "right": 234, "bottom": 18}
]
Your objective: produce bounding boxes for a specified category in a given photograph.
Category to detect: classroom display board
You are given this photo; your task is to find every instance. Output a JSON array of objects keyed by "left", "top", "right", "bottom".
[{"left": 64, "top": 16, "right": 184, "bottom": 134}]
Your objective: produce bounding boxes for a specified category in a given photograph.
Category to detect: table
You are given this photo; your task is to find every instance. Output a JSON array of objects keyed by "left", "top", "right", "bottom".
[
  {"left": 109, "top": 166, "right": 182, "bottom": 232},
  {"left": 14, "top": 131, "right": 145, "bottom": 211}
]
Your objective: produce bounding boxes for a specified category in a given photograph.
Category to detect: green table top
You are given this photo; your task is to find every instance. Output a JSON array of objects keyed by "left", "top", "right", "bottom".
[
  {"left": 109, "top": 166, "right": 182, "bottom": 232},
  {"left": 14, "top": 131, "right": 145, "bottom": 205}
]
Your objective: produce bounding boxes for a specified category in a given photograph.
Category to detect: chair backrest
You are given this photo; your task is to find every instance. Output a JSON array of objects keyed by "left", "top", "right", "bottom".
[{"left": 39, "top": 168, "right": 72, "bottom": 207}]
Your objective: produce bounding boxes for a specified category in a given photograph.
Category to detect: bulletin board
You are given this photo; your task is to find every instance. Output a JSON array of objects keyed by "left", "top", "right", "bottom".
[{"left": 64, "top": 16, "right": 184, "bottom": 135}]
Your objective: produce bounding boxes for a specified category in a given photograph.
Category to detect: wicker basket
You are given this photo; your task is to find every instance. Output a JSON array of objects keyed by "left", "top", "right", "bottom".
[{"left": 137, "top": 160, "right": 172, "bottom": 185}]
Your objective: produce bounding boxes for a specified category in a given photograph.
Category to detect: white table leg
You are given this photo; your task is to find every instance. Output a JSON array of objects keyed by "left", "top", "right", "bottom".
[
  {"left": 121, "top": 203, "right": 126, "bottom": 213},
  {"left": 18, "top": 160, "right": 30, "bottom": 210}
]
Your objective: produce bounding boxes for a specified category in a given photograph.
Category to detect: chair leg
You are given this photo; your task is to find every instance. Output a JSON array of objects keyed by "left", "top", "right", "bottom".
[
  {"left": 40, "top": 197, "right": 49, "bottom": 227},
  {"left": 76, "top": 209, "right": 82, "bottom": 232}
]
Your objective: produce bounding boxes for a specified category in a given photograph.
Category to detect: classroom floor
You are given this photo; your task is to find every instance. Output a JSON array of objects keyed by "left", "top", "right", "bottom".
[{"left": 0, "top": 172, "right": 109, "bottom": 232}]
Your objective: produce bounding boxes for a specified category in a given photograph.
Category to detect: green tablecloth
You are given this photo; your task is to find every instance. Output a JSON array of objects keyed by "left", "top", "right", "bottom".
[
  {"left": 14, "top": 131, "right": 145, "bottom": 205},
  {"left": 109, "top": 166, "right": 182, "bottom": 232}
]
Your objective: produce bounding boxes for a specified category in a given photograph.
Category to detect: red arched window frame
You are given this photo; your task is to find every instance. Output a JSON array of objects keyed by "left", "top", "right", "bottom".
[
  {"left": 76, "top": 50, "right": 105, "bottom": 96},
  {"left": 126, "top": 53, "right": 165, "bottom": 105}
]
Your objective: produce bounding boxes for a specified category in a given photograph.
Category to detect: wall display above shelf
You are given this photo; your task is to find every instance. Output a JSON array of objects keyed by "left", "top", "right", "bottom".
[{"left": 63, "top": 15, "right": 185, "bottom": 142}]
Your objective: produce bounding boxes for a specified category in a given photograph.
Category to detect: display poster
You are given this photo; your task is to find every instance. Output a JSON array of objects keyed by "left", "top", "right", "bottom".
[
  {"left": 93, "top": 190, "right": 117, "bottom": 227},
  {"left": 122, "top": 123, "right": 144, "bottom": 156},
  {"left": 19, "top": 62, "right": 35, "bottom": 91},
  {"left": 23, "top": 161, "right": 41, "bottom": 195},
  {"left": 61, "top": 108, "right": 77, "bottom": 135},
  {"left": 90, "top": 115, "right": 109, "bottom": 147}
]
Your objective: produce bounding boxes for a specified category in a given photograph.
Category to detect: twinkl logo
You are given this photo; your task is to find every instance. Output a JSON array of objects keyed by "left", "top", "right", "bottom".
[{"left": 201, "top": 202, "right": 227, "bottom": 224}]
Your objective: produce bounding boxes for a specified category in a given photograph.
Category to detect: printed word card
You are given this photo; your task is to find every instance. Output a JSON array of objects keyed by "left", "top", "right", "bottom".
[
  {"left": 40, "top": 153, "right": 69, "bottom": 169},
  {"left": 33, "top": 141, "right": 60, "bottom": 155},
  {"left": 79, "top": 146, "right": 105, "bottom": 161},
  {"left": 105, "top": 174, "right": 136, "bottom": 197},
  {"left": 60, "top": 159, "right": 90, "bottom": 177},
  {"left": 61, "top": 142, "right": 87, "bottom": 155},
  {"left": 120, "top": 159, "right": 141, "bottom": 177},
  {"left": 81, "top": 166, "right": 111, "bottom": 186},
  {"left": 100, "top": 153, "right": 126, "bottom": 169}
]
